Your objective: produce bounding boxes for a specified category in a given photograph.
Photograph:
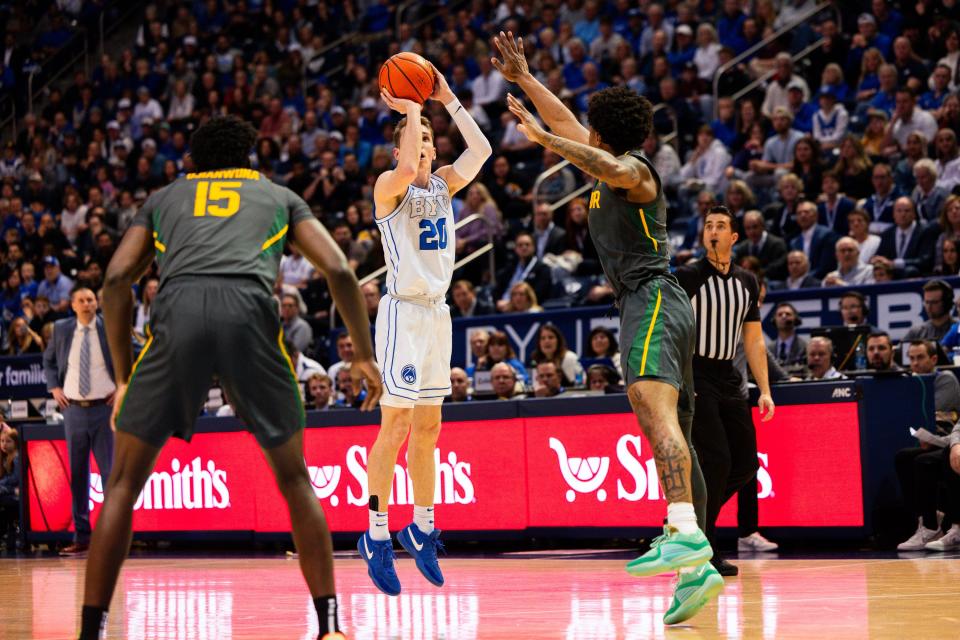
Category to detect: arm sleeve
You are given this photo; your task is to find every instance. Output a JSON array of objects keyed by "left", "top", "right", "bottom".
[{"left": 448, "top": 98, "right": 493, "bottom": 181}]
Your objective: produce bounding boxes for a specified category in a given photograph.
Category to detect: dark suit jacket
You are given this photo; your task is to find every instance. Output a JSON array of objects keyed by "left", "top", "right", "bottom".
[
  {"left": 43, "top": 316, "right": 115, "bottom": 391},
  {"left": 763, "top": 201, "right": 800, "bottom": 240},
  {"left": 766, "top": 334, "right": 808, "bottom": 367},
  {"left": 494, "top": 256, "right": 553, "bottom": 303},
  {"left": 531, "top": 225, "right": 567, "bottom": 258},
  {"left": 788, "top": 225, "right": 839, "bottom": 279},
  {"left": 450, "top": 298, "right": 495, "bottom": 318},
  {"left": 733, "top": 232, "right": 788, "bottom": 280},
  {"left": 877, "top": 222, "right": 937, "bottom": 276},
  {"left": 817, "top": 196, "right": 855, "bottom": 236}
]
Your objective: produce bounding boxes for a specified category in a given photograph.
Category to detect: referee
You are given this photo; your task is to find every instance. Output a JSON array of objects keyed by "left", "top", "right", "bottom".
[{"left": 675, "top": 205, "right": 775, "bottom": 577}]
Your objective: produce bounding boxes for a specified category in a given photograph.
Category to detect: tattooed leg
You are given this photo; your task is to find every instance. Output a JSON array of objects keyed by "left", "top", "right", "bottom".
[{"left": 626, "top": 380, "right": 693, "bottom": 504}]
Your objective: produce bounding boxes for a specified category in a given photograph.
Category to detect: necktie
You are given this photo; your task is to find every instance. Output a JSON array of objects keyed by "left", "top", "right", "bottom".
[
  {"left": 79, "top": 325, "right": 91, "bottom": 397},
  {"left": 752, "top": 242, "right": 759, "bottom": 256},
  {"left": 897, "top": 231, "right": 905, "bottom": 258},
  {"left": 779, "top": 342, "right": 787, "bottom": 362}
]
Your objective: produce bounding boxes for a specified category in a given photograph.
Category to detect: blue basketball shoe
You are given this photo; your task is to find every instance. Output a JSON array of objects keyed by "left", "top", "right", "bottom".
[
  {"left": 397, "top": 524, "right": 445, "bottom": 587},
  {"left": 358, "top": 532, "right": 401, "bottom": 595}
]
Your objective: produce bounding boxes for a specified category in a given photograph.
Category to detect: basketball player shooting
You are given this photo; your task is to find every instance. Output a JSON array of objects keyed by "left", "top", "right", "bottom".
[
  {"left": 77, "top": 116, "right": 381, "bottom": 640},
  {"left": 494, "top": 32, "right": 723, "bottom": 624},
  {"left": 358, "top": 61, "right": 491, "bottom": 595}
]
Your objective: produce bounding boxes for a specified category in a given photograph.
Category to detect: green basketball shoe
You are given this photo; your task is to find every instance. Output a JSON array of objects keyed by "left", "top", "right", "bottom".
[
  {"left": 663, "top": 562, "right": 724, "bottom": 625},
  {"left": 626, "top": 525, "right": 713, "bottom": 577}
]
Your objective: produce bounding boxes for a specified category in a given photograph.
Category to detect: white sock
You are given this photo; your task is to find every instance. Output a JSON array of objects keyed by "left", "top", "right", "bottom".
[
  {"left": 666, "top": 502, "right": 699, "bottom": 535},
  {"left": 414, "top": 505, "right": 435, "bottom": 534},
  {"left": 369, "top": 509, "right": 389, "bottom": 541}
]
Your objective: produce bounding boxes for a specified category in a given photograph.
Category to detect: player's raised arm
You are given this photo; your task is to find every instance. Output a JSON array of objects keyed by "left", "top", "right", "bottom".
[
  {"left": 505, "top": 93, "right": 652, "bottom": 192},
  {"left": 289, "top": 217, "right": 382, "bottom": 410},
  {"left": 374, "top": 90, "right": 424, "bottom": 211},
  {"left": 429, "top": 63, "right": 492, "bottom": 195},
  {"left": 492, "top": 30, "right": 590, "bottom": 145}
]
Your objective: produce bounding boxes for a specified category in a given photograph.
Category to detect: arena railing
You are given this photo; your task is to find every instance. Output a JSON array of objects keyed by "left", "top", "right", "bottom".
[
  {"left": 530, "top": 103, "right": 677, "bottom": 215},
  {"left": 711, "top": 1, "right": 842, "bottom": 119},
  {"left": 328, "top": 212, "right": 496, "bottom": 330}
]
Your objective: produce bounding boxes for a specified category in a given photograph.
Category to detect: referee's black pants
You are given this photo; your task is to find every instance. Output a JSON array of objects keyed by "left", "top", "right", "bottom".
[{"left": 691, "top": 357, "right": 758, "bottom": 545}]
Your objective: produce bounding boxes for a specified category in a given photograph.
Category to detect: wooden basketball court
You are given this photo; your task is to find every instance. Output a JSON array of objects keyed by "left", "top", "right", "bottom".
[{"left": 3, "top": 551, "right": 958, "bottom": 638}]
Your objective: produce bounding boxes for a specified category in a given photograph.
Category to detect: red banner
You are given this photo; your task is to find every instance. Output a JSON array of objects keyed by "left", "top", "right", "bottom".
[{"left": 26, "top": 403, "right": 863, "bottom": 534}]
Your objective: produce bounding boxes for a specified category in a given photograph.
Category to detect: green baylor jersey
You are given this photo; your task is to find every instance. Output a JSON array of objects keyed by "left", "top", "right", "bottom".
[
  {"left": 586, "top": 150, "right": 672, "bottom": 297},
  {"left": 131, "top": 168, "right": 313, "bottom": 292}
]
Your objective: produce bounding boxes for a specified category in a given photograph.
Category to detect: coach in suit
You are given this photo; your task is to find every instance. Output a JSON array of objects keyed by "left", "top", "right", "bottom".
[
  {"left": 733, "top": 210, "right": 788, "bottom": 280},
  {"left": 874, "top": 197, "right": 937, "bottom": 278},
  {"left": 42, "top": 287, "right": 116, "bottom": 556},
  {"left": 788, "top": 200, "right": 838, "bottom": 279}
]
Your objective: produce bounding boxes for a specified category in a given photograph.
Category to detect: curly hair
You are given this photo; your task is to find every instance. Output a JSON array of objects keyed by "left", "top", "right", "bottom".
[
  {"left": 189, "top": 115, "right": 258, "bottom": 171},
  {"left": 586, "top": 87, "right": 652, "bottom": 155}
]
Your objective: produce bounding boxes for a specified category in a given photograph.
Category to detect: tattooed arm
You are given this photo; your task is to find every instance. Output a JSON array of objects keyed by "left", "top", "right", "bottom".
[{"left": 506, "top": 93, "right": 652, "bottom": 191}]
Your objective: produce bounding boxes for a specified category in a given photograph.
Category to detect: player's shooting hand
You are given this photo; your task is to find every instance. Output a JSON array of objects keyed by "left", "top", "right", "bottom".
[
  {"left": 352, "top": 359, "right": 382, "bottom": 411},
  {"left": 506, "top": 93, "right": 545, "bottom": 143},
  {"left": 110, "top": 383, "right": 127, "bottom": 432},
  {"left": 380, "top": 89, "right": 421, "bottom": 115},
  {"left": 427, "top": 62, "right": 455, "bottom": 104},
  {"left": 758, "top": 393, "right": 775, "bottom": 421},
  {"left": 492, "top": 31, "right": 530, "bottom": 82}
]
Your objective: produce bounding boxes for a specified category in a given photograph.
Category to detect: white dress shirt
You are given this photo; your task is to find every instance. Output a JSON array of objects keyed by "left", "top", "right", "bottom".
[{"left": 64, "top": 319, "right": 116, "bottom": 400}]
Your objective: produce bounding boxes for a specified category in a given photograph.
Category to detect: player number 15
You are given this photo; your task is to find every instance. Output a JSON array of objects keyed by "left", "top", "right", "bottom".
[{"left": 194, "top": 181, "right": 242, "bottom": 218}]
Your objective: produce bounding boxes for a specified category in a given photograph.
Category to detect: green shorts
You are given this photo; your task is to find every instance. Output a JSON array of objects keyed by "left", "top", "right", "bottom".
[
  {"left": 116, "top": 276, "right": 305, "bottom": 449},
  {"left": 620, "top": 276, "right": 695, "bottom": 420}
]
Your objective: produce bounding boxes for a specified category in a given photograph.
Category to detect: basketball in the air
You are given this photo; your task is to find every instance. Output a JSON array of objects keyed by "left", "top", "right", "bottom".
[{"left": 378, "top": 52, "right": 435, "bottom": 104}]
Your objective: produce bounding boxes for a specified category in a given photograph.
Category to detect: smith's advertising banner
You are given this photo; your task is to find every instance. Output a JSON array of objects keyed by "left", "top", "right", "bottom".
[{"left": 26, "top": 402, "right": 863, "bottom": 534}]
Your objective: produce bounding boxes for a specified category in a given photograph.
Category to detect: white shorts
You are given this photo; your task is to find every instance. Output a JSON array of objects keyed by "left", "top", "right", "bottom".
[{"left": 375, "top": 295, "right": 452, "bottom": 408}]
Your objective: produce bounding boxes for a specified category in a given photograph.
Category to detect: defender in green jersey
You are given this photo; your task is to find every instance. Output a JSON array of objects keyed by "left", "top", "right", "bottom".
[
  {"left": 495, "top": 32, "right": 719, "bottom": 625},
  {"left": 78, "top": 117, "right": 379, "bottom": 640}
]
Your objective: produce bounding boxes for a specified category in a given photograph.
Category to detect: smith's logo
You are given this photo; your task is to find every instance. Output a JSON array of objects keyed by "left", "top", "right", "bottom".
[
  {"left": 832, "top": 387, "right": 853, "bottom": 398},
  {"left": 89, "top": 457, "right": 230, "bottom": 511}
]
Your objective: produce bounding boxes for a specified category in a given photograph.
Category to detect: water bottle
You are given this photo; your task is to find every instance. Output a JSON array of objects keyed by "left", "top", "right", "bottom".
[
  {"left": 854, "top": 339, "right": 867, "bottom": 370},
  {"left": 952, "top": 346, "right": 960, "bottom": 367}
]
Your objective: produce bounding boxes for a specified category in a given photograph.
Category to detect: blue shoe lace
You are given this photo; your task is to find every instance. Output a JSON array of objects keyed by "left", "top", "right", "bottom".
[{"left": 373, "top": 539, "right": 397, "bottom": 570}]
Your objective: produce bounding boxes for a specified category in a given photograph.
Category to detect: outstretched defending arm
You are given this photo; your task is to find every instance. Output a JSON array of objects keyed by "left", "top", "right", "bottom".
[
  {"left": 431, "top": 63, "right": 492, "bottom": 195},
  {"left": 492, "top": 31, "right": 590, "bottom": 145},
  {"left": 506, "top": 93, "right": 650, "bottom": 190}
]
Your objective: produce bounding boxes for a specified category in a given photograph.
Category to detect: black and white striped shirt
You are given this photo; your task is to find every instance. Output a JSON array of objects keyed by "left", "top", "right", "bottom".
[{"left": 675, "top": 260, "right": 761, "bottom": 361}]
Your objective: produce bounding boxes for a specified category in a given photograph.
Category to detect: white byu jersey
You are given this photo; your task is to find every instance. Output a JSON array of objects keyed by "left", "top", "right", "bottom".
[{"left": 376, "top": 174, "right": 455, "bottom": 299}]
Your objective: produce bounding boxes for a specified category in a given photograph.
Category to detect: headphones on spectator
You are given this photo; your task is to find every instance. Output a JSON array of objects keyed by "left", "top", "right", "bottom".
[
  {"left": 841, "top": 291, "right": 869, "bottom": 317},
  {"left": 927, "top": 280, "right": 954, "bottom": 316},
  {"left": 774, "top": 302, "right": 802, "bottom": 327}
]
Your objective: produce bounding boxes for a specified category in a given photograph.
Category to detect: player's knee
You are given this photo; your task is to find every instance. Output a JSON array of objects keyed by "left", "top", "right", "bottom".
[{"left": 378, "top": 415, "right": 413, "bottom": 449}]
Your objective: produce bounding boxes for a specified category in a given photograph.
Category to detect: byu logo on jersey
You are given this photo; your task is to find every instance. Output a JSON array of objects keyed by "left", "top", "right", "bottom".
[
  {"left": 409, "top": 194, "right": 451, "bottom": 219},
  {"left": 401, "top": 364, "right": 417, "bottom": 385}
]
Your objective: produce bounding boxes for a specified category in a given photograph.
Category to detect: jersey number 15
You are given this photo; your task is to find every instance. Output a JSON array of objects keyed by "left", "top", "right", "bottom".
[
  {"left": 419, "top": 218, "right": 448, "bottom": 250},
  {"left": 194, "top": 181, "right": 241, "bottom": 218}
]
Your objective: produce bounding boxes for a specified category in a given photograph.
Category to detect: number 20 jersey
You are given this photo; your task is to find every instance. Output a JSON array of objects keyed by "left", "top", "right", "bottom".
[
  {"left": 376, "top": 174, "right": 455, "bottom": 299},
  {"left": 131, "top": 169, "right": 314, "bottom": 293}
]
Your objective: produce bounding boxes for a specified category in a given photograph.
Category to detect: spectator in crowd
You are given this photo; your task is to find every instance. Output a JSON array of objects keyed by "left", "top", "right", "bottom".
[
  {"left": 912, "top": 159, "right": 948, "bottom": 225},
  {"left": 894, "top": 131, "right": 929, "bottom": 195},
  {"left": 895, "top": 339, "right": 960, "bottom": 551},
  {"left": 768, "top": 302, "right": 807, "bottom": 367},
  {"left": 927, "top": 423, "right": 960, "bottom": 551},
  {"left": 285, "top": 339, "right": 326, "bottom": 383},
  {"left": 840, "top": 291, "right": 873, "bottom": 329},
  {"left": 280, "top": 245, "right": 316, "bottom": 289},
  {"left": 360, "top": 280, "right": 380, "bottom": 325},
  {"left": 818, "top": 172, "right": 856, "bottom": 237},
  {"left": 133, "top": 277, "right": 158, "bottom": 339},
  {"left": 327, "top": 332, "right": 354, "bottom": 391},
  {"left": 37, "top": 257, "right": 73, "bottom": 313},
  {"left": 762, "top": 54, "right": 810, "bottom": 118},
  {"left": 470, "top": 330, "right": 529, "bottom": 384},
  {"left": 490, "top": 362, "right": 524, "bottom": 400},
  {"left": 873, "top": 197, "right": 936, "bottom": 278},
  {"left": 904, "top": 280, "right": 956, "bottom": 343},
  {"left": 42, "top": 287, "right": 115, "bottom": 556},
  {"left": 813, "top": 85, "right": 848, "bottom": 151},
  {"left": 334, "top": 365, "right": 366, "bottom": 409},
  {"left": 734, "top": 210, "right": 788, "bottom": 281},
  {"left": 456, "top": 183, "right": 504, "bottom": 259},
  {"left": 789, "top": 200, "right": 838, "bottom": 279},
  {"left": 280, "top": 292, "right": 313, "bottom": 354},
  {"left": 0, "top": 425, "right": 19, "bottom": 550},
  {"left": 306, "top": 373, "right": 333, "bottom": 410},
  {"left": 449, "top": 280, "right": 493, "bottom": 318},
  {"left": 834, "top": 135, "right": 874, "bottom": 200},
  {"left": 584, "top": 326, "right": 621, "bottom": 377},
  {"left": 846, "top": 208, "right": 881, "bottom": 265},
  {"left": 529, "top": 324, "right": 583, "bottom": 386},
  {"left": 934, "top": 128, "right": 960, "bottom": 192},
  {"left": 495, "top": 232, "right": 552, "bottom": 309},
  {"left": 937, "top": 237, "right": 960, "bottom": 277},
  {"left": 866, "top": 332, "right": 900, "bottom": 371},
  {"left": 752, "top": 108, "right": 804, "bottom": 189},
  {"left": 500, "top": 281, "right": 544, "bottom": 314},
  {"left": 533, "top": 361, "right": 566, "bottom": 397},
  {"left": 863, "top": 163, "right": 901, "bottom": 235},
  {"left": 6, "top": 316, "right": 43, "bottom": 355},
  {"left": 679, "top": 125, "right": 730, "bottom": 196},
  {"left": 587, "top": 363, "right": 622, "bottom": 393},
  {"left": 449, "top": 367, "right": 471, "bottom": 403},
  {"left": 763, "top": 172, "right": 804, "bottom": 239},
  {"left": 564, "top": 197, "right": 601, "bottom": 275},
  {"left": 885, "top": 88, "right": 939, "bottom": 153},
  {"left": 780, "top": 250, "right": 821, "bottom": 290},
  {"left": 529, "top": 201, "right": 567, "bottom": 259},
  {"left": 805, "top": 336, "right": 845, "bottom": 380},
  {"left": 822, "top": 237, "right": 875, "bottom": 287}
]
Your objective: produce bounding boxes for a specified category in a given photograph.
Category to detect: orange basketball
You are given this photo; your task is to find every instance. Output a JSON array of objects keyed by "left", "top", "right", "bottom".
[{"left": 378, "top": 52, "right": 435, "bottom": 104}]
